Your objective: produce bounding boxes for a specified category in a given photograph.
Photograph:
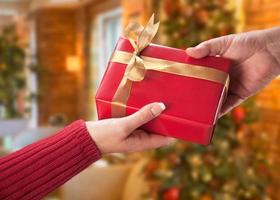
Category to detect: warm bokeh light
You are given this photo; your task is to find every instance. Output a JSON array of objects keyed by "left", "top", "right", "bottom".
[{"left": 66, "top": 56, "right": 81, "bottom": 72}]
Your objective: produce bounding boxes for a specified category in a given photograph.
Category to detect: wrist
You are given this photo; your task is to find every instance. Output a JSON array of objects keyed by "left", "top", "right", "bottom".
[
  {"left": 264, "top": 27, "right": 280, "bottom": 68},
  {"left": 85, "top": 121, "right": 104, "bottom": 154}
]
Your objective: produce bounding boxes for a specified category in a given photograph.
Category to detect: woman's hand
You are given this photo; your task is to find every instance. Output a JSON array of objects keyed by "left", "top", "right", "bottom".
[
  {"left": 186, "top": 27, "right": 280, "bottom": 115},
  {"left": 86, "top": 103, "right": 172, "bottom": 154}
]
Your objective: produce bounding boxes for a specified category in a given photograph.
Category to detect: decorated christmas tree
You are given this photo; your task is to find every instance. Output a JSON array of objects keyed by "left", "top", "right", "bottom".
[
  {"left": 143, "top": 1, "right": 272, "bottom": 199},
  {"left": 144, "top": 99, "right": 271, "bottom": 200},
  {"left": 161, "top": 0, "right": 235, "bottom": 48}
]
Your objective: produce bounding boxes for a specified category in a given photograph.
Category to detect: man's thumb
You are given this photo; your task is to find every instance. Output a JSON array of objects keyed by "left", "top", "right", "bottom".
[{"left": 186, "top": 36, "right": 229, "bottom": 59}]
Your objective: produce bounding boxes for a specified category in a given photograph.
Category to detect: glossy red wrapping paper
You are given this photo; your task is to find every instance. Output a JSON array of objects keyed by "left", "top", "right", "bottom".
[{"left": 96, "top": 38, "right": 231, "bottom": 145}]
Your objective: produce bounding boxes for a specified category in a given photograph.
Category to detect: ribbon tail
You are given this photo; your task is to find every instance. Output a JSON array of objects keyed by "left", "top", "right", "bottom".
[
  {"left": 224, "top": 75, "right": 230, "bottom": 100},
  {"left": 225, "top": 75, "right": 230, "bottom": 87},
  {"left": 124, "top": 54, "right": 137, "bottom": 77},
  {"left": 111, "top": 77, "right": 133, "bottom": 117}
]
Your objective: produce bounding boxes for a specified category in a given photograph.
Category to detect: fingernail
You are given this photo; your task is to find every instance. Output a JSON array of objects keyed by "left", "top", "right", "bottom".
[
  {"left": 167, "top": 137, "right": 176, "bottom": 145},
  {"left": 194, "top": 44, "right": 204, "bottom": 50},
  {"left": 186, "top": 47, "right": 194, "bottom": 52},
  {"left": 151, "top": 102, "right": 166, "bottom": 116}
]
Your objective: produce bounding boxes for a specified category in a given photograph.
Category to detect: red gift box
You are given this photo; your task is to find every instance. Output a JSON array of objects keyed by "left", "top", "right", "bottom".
[{"left": 96, "top": 18, "right": 231, "bottom": 145}]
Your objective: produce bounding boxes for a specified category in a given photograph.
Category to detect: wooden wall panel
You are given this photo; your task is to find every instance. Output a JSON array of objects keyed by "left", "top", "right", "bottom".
[{"left": 35, "top": 7, "right": 84, "bottom": 124}]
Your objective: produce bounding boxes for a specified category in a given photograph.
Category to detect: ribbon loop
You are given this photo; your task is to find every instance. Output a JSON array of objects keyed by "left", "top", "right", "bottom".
[
  {"left": 136, "top": 14, "right": 160, "bottom": 52},
  {"left": 124, "top": 14, "right": 159, "bottom": 82}
]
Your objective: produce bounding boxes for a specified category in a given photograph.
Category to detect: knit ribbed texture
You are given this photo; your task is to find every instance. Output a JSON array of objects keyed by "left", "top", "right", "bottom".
[{"left": 0, "top": 120, "right": 102, "bottom": 200}]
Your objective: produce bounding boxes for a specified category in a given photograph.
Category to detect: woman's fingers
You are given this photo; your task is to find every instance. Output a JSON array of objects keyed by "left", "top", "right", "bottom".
[
  {"left": 124, "top": 130, "right": 173, "bottom": 152},
  {"left": 120, "top": 102, "right": 165, "bottom": 134}
]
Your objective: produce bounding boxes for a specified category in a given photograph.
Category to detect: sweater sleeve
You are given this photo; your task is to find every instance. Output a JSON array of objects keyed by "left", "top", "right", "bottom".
[{"left": 0, "top": 120, "right": 102, "bottom": 200}]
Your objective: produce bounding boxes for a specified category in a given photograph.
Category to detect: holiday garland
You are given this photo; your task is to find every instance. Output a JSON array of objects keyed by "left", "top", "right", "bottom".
[{"left": 0, "top": 25, "right": 26, "bottom": 118}]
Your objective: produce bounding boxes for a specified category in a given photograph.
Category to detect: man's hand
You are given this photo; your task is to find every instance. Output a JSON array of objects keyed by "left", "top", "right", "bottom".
[
  {"left": 86, "top": 103, "right": 172, "bottom": 154},
  {"left": 186, "top": 27, "right": 280, "bottom": 115}
]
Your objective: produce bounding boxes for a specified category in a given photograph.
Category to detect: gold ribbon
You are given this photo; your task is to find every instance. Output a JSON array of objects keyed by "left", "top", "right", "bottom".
[{"left": 111, "top": 15, "right": 229, "bottom": 117}]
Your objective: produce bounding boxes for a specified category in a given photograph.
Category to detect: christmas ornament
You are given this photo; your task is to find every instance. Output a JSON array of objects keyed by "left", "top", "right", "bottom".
[
  {"left": 163, "top": 187, "right": 180, "bottom": 200},
  {"left": 232, "top": 106, "right": 245, "bottom": 123},
  {"left": 145, "top": 160, "right": 159, "bottom": 175}
]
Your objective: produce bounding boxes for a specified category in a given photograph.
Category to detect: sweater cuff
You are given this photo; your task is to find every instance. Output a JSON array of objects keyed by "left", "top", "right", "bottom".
[{"left": 73, "top": 120, "right": 102, "bottom": 163}]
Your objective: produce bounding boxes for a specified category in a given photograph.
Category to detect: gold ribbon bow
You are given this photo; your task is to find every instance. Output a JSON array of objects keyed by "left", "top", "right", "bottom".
[
  {"left": 110, "top": 15, "right": 229, "bottom": 118},
  {"left": 123, "top": 14, "right": 160, "bottom": 82}
]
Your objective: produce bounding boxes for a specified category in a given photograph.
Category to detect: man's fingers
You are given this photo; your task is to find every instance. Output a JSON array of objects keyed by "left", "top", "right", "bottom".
[
  {"left": 186, "top": 36, "right": 230, "bottom": 58},
  {"left": 220, "top": 94, "right": 244, "bottom": 117},
  {"left": 121, "top": 102, "right": 165, "bottom": 133},
  {"left": 186, "top": 43, "right": 211, "bottom": 58}
]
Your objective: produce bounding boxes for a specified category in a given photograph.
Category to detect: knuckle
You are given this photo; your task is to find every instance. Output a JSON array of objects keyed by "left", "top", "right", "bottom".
[
  {"left": 117, "top": 125, "right": 128, "bottom": 135},
  {"left": 140, "top": 109, "right": 154, "bottom": 122}
]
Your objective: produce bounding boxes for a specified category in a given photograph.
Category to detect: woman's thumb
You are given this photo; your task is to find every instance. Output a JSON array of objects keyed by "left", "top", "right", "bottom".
[{"left": 122, "top": 102, "right": 166, "bottom": 132}]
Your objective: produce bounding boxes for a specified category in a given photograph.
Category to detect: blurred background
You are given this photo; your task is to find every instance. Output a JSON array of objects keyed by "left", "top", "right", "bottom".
[{"left": 0, "top": 0, "right": 279, "bottom": 199}]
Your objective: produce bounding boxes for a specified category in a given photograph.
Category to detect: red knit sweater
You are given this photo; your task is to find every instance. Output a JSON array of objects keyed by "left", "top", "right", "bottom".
[{"left": 0, "top": 120, "right": 102, "bottom": 200}]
